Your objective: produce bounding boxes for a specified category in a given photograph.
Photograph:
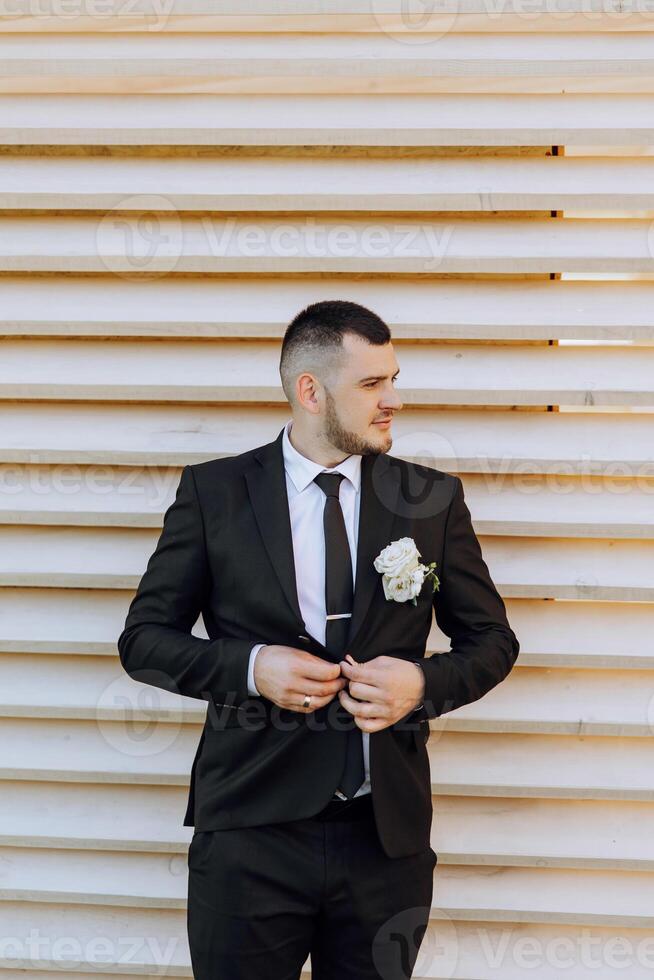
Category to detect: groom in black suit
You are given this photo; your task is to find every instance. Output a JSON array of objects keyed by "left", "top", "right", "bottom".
[{"left": 118, "top": 300, "right": 519, "bottom": 979}]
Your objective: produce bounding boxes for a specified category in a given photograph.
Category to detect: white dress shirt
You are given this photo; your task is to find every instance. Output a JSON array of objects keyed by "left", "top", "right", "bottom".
[{"left": 247, "top": 417, "right": 370, "bottom": 799}]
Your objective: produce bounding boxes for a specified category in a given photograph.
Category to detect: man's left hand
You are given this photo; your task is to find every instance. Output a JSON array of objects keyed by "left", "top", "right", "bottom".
[{"left": 337, "top": 654, "right": 425, "bottom": 733}]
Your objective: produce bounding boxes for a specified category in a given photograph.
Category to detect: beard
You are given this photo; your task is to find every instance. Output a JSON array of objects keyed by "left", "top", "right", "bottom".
[{"left": 323, "top": 387, "right": 390, "bottom": 457}]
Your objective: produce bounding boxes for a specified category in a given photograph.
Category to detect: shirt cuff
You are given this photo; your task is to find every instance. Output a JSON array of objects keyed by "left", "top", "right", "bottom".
[{"left": 248, "top": 643, "right": 266, "bottom": 696}]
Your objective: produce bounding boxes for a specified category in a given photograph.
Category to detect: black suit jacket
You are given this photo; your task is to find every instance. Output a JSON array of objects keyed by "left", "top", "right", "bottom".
[{"left": 117, "top": 425, "right": 519, "bottom": 858}]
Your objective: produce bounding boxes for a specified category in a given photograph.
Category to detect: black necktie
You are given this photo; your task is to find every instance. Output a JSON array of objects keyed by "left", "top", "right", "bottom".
[{"left": 313, "top": 471, "right": 365, "bottom": 798}]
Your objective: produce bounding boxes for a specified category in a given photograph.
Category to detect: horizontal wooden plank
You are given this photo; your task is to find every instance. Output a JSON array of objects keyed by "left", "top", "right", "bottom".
[
  {"left": 0, "top": 93, "right": 653, "bottom": 145},
  {"left": 1, "top": 337, "right": 654, "bottom": 406},
  {"left": 435, "top": 863, "right": 654, "bottom": 927},
  {"left": 0, "top": 844, "right": 188, "bottom": 907},
  {"left": 0, "top": 525, "right": 653, "bottom": 598},
  {"left": 439, "top": 666, "right": 654, "bottom": 737},
  {"left": 2, "top": 0, "right": 654, "bottom": 34},
  {"left": 2, "top": 906, "right": 652, "bottom": 980},
  {"left": 0, "top": 902, "right": 191, "bottom": 975},
  {"left": 0, "top": 276, "right": 653, "bottom": 341},
  {"left": 0, "top": 464, "right": 178, "bottom": 527},
  {"left": 4, "top": 780, "right": 652, "bottom": 872},
  {"left": 0, "top": 587, "right": 130, "bottom": 655},
  {"left": 2, "top": 34, "right": 654, "bottom": 95},
  {"left": 2, "top": 466, "right": 653, "bottom": 539},
  {"left": 1, "top": 717, "right": 653, "bottom": 800},
  {"left": 0, "top": 973, "right": 188, "bottom": 980},
  {"left": 2, "top": 153, "right": 654, "bottom": 211},
  {"left": 1, "top": 590, "right": 651, "bottom": 671},
  {"left": 495, "top": 598, "right": 654, "bottom": 670},
  {"left": 3, "top": 653, "right": 654, "bottom": 738},
  {"left": 0, "top": 716, "right": 197, "bottom": 784},
  {"left": 0, "top": 973, "right": 186, "bottom": 980},
  {"left": 1, "top": 844, "right": 653, "bottom": 926},
  {"left": 0, "top": 652, "right": 206, "bottom": 722},
  {"left": 2, "top": 216, "right": 654, "bottom": 275},
  {"left": 1, "top": 404, "right": 652, "bottom": 474},
  {"left": 0, "top": 780, "right": 192, "bottom": 849},
  {"left": 423, "top": 919, "right": 654, "bottom": 980},
  {"left": 442, "top": 473, "right": 654, "bottom": 540},
  {"left": 434, "top": 795, "right": 654, "bottom": 870},
  {"left": 431, "top": 731, "right": 654, "bottom": 799}
]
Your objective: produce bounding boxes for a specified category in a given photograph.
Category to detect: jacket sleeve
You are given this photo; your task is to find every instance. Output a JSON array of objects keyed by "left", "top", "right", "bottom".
[
  {"left": 418, "top": 475, "right": 520, "bottom": 720},
  {"left": 117, "top": 464, "right": 260, "bottom": 707}
]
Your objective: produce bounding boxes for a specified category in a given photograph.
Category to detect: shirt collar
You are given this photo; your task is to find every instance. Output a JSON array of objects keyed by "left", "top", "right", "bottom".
[{"left": 282, "top": 418, "right": 362, "bottom": 494}]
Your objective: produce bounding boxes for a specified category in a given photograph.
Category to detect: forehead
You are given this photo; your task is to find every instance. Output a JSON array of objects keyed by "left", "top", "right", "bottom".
[{"left": 341, "top": 334, "right": 399, "bottom": 374}]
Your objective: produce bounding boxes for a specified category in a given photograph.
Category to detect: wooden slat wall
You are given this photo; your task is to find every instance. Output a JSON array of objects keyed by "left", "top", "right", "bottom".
[{"left": 1, "top": 3, "right": 653, "bottom": 976}]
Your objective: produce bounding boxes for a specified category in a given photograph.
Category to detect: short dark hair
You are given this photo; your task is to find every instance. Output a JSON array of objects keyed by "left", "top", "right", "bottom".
[{"left": 280, "top": 300, "right": 391, "bottom": 407}]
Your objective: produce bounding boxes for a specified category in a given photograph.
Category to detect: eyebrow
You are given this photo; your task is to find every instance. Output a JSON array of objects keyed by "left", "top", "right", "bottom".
[{"left": 357, "top": 369, "right": 400, "bottom": 384}]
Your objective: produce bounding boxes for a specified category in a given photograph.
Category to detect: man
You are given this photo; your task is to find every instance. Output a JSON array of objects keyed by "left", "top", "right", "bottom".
[{"left": 117, "top": 299, "right": 520, "bottom": 979}]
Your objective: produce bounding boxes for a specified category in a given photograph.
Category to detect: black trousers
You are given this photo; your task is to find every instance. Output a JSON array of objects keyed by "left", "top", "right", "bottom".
[{"left": 187, "top": 793, "right": 436, "bottom": 980}]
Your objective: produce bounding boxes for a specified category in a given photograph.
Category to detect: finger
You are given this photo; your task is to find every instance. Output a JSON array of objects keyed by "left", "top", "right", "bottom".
[
  {"left": 339, "top": 688, "right": 384, "bottom": 718},
  {"left": 296, "top": 653, "right": 343, "bottom": 681},
  {"left": 345, "top": 680, "right": 386, "bottom": 702},
  {"left": 357, "top": 718, "right": 389, "bottom": 733},
  {"left": 281, "top": 692, "right": 339, "bottom": 713},
  {"left": 287, "top": 676, "right": 347, "bottom": 699}
]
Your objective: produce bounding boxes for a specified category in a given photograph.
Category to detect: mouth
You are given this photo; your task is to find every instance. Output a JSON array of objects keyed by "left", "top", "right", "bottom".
[{"left": 373, "top": 418, "right": 392, "bottom": 426}]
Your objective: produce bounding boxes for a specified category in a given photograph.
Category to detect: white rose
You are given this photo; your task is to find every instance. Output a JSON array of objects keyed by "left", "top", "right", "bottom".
[
  {"left": 382, "top": 566, "right": 425, "bottom": 602},
  {"left": 382, "top": 575, "right": 413, "bottom": 602},
  {"left": 381, "top": 565, "right": 426, "bottom": 603},
  {"left": 373, "top": 536, "right": 422, "bottom": 579}
]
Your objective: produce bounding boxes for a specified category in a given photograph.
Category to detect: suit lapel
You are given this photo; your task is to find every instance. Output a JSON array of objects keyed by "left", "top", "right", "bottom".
[
  {"left": 244, "top": 427, "right": 306, "bottom": 631},
  {"left": 346, "top": 448, "right": 401, "bottom": 654},
  {"left": 244, "top": 425, "right": 402, "bottom": 660}
]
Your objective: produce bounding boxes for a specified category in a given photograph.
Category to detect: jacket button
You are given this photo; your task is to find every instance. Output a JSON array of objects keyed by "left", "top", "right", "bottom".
[{"left": 298, "top": 634, "right": 310, "bottom": 642}]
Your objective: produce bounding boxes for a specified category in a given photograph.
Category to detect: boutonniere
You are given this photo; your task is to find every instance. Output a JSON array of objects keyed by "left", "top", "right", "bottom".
[{"left": 373, "top": 536, "right": 440, "bottom": 606}]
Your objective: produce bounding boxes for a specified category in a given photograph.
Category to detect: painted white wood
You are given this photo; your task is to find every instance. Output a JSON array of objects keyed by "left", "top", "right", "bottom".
[
  {"left": 4, "top": 652, "right": 654, "bottom": 738},
  {"left": 2, "top": 0, "right": 654, "bottom": 35},
  {"left": 1, "top": 34, "right": 654, "bottom": 94},
  {"left": 0, "top": 525, "right": 652, "bottom": 598},
  {"left": 433, "top": 795, "right": 654, "bottom": 869},
  {"left": 1, "top": 588, "right": 651, "bottom": 672},
  {"left": 0, "top": 464, "right": 181, "bottom": 525},
  {"left": 1, "top": 403, "right": 652, "bottom": 472},
  {"left": 2, "top": 337, "right": 654, "bottom": 405},
  {"left": 0, "top": 652, "right": 206, "bottom": 721},
  {"left": 1, "top": 93, "right": 653, "bottom": 145},
  {"left": 440, "top": 473, "right": 654, "bottom": 539},
  {"left": 0, "top": 715, "right": 654, "bottom": 800},
  {"left": 4, "top": 913, "right": 654, "bottom": 979},
  {"left": 485, "top": 599, "right": 654, "bottom": 670},
  {"left": 434, "top": 864, "right": 654, "bottom": 926},
  {"left": 0, "top": 902, "right": 192, "bottom": 975},
  {"left": 1, "top": 844, "right": 654, "bottom": 925},
  {"left": 0, "top": 716, "right": 199, "bottom": 783},
  {"left": 0, "top": 780, "right": 192, "bottom": 848},
  {"left": 1, "top": 276, "right": 653, "bottom": 341},
  {"left": 0, "top": 844, "right": 190, "bottom": 906},
  {"left": 0, "top": 587, "right": 138, "bottom": 654},
  {"left": 437, "top": 666, "right": 654, "bottom": 737},
  {"left": 0, "top": 716, "right": 651, "bottom": 800},
  {"left": 0, "top": 8, "right": 652, "bottom": 972},
  {"left": 2, "top": 216, "right": 654, "bottom": 274},
  {"left": 4, "top": 780, "right": 653, "bottom": 872},
  {"left": 430, "top": 731, "right": 654, "bottom": 799},
  {"left": 3, "top": 153, "right": 654, "bottom": 211},
  {"left": 3, "top": 465, "right": 652, "bottom": 539}
]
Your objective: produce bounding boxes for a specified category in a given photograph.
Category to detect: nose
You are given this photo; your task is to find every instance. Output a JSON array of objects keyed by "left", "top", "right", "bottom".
[{"left": 382, "top": 389, "right": 403, "bottom": 412}]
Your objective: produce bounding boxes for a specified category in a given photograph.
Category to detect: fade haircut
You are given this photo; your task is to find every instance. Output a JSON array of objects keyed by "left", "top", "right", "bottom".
[{"left": 279, "top": 300, "right": 391, "bottom": 409}]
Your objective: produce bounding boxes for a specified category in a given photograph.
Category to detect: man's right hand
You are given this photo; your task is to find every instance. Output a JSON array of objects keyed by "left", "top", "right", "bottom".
[{"left": 253, "top": 644, "right": 347, "bottom": 712}]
